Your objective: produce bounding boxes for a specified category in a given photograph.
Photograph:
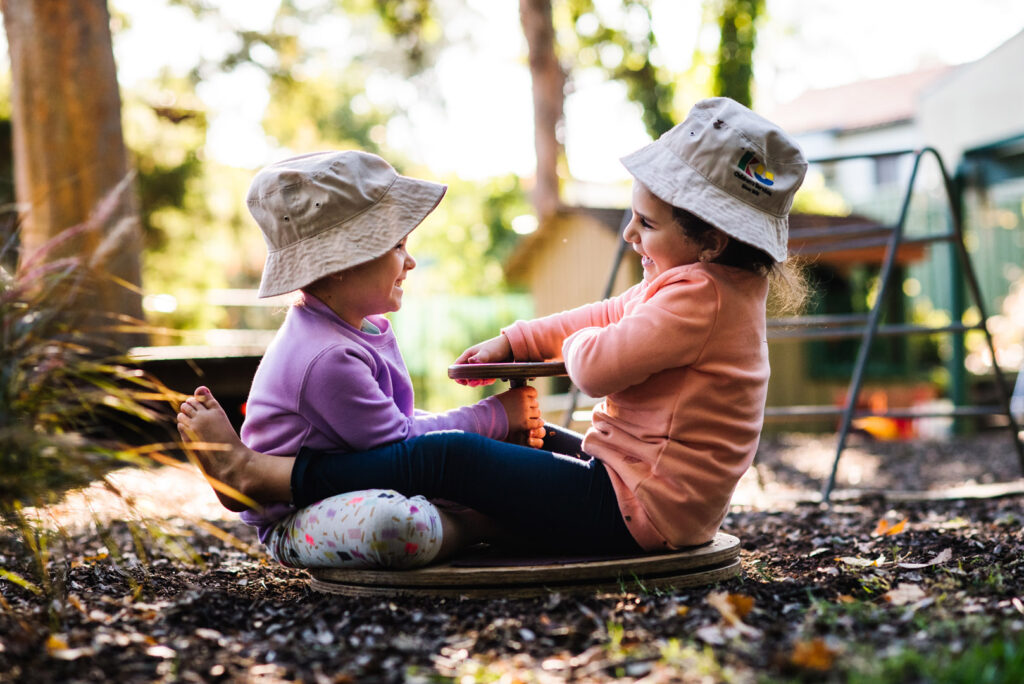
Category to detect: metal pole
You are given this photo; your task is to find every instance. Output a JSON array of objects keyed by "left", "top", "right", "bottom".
[{"left": 821, "top": 150, "right": 925, "bottom": 501}]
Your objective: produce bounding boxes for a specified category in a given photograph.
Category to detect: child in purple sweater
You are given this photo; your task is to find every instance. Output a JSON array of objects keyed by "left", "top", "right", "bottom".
[
  {"left": 180, "top": 98, "right": 808, "bottom": 562},
  {"left": 181, "top": 151, "right": 543, "bottom": 569}
]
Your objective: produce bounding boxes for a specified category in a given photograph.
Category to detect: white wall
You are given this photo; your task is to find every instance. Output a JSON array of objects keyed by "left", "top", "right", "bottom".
[{"left": 919, "top": 30, "right": 1024, "bottom": 166}]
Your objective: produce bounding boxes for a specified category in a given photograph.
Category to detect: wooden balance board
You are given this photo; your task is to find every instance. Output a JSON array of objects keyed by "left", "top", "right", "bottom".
[{"left": 308, "top": 532, "right": 741, "bottom": 598}]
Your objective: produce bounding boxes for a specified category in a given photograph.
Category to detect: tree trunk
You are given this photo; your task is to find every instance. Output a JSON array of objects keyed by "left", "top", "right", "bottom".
[
  {"left": 519, "top": 0, "right": 564, "bottom": 220},
  {"left": 2, "top": 0, "right": 144, "bottom": 350}
]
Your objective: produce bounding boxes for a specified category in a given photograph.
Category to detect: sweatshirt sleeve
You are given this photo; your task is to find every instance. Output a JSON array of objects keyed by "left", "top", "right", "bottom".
[
  {"left": 501, "top": 286, "right": 635, "bottom": 361},
  {"left": 300, "top": 346, "right": 508, "bottom": 451},
  {"left": 561, "top": 274, "right": 720, "bottom": 398}
]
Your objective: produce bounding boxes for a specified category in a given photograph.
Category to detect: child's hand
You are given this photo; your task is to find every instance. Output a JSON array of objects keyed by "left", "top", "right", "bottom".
[
  {"left": 526, "top": 425, "right": 546, "bottom": 449},
  {"left": 453, "top": 335, "right": 513, "bottom": 386},
  {"left": 495, "top": 386, "right": 544, "bottom": 444}
]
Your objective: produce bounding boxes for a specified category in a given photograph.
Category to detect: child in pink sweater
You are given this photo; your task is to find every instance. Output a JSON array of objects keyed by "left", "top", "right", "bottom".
[{"left": 178, "top": 97, "right": 807, "bottom": 557}]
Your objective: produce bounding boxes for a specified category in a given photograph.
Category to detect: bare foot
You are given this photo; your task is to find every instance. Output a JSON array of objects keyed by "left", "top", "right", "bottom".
[{"left": 176, "top": 386, "right": 260, "bottom": 512}]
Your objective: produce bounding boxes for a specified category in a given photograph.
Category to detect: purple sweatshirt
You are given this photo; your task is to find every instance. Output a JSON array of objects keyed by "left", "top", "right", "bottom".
[{"left": 238, "top": 294, "right": 508, "bottom": 540}]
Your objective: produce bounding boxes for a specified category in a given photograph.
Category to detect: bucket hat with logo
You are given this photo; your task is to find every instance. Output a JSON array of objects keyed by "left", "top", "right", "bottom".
[{"left": 621, "top": 97, "right": 807, "bottom": 262}]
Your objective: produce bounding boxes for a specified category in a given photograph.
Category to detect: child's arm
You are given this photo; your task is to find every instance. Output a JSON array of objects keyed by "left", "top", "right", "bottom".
[
  {"left": 561, "top": 276, "right": 720, "bottom": 398},
  {"left": 502, "top": 290, "right": 634, "bottom": 362},
  {"left": 300, "top": 347, "right": 513, "bottom": 450}
]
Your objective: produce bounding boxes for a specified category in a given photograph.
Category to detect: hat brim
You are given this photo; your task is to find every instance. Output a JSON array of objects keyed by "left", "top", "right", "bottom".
[
  {"left": 621, "top": 143, "right": 790, "bottom": 263},
  {"left": 257, "top": 176, "right": 447, "bottom": 298}
]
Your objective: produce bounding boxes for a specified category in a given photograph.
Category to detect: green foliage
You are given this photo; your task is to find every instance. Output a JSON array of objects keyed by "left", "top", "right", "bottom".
[
  {"left": 409, "top": 174, "right": 533, "bottom": 296},
  {"left": 792, "top": 173, "right": 851, "bottom": 217},
  {"left": 354, "top": 0, "right": 444, "bottom": 69},
  {"left": 0, "top": 205, "right": 179, "bottom": 511},
  {"left": 262, "top": 68, "right": 392, "bottom": 155},
  {"left": 118, "top": 74, "right": 242, "bottom": 335},
  {"left": 711, "top": 0, "right": 763, "bottom": 107},
  {"left": 562, "top": 0, "right": 677, "bottom": 138},
  {"left": 392, "top": 292, "right": 533, "bottom": 411},
  {"left": 848, "top": 632, "right": 1024, "bottom": 684}
]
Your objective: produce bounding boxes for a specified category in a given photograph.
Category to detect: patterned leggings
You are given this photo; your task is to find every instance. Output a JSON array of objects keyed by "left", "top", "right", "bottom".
[{"left": 263, "top": 489, "right": 443, "bottom": 569}]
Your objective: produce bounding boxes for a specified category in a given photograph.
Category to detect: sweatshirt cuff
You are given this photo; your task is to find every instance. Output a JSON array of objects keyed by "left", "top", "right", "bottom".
[
  {"left": 500, "top": 323, "right": 528, "bottom": 360},
  {"left": 479, "top": 395, "right": 509, "bottom": 440}
]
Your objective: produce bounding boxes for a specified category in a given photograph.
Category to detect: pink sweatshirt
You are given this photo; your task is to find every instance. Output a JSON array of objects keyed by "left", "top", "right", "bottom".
[{"left": 502, "top": 262, "right": 769, "bottom": 550}]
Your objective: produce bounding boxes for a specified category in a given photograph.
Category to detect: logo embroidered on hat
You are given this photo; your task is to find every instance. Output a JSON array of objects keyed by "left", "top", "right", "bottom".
[
  {"left": 737, "top": 151, "right": 775, "bottom": 187},
  {"left": 619, "top": 97, "right": 807, "bottom": 263}
]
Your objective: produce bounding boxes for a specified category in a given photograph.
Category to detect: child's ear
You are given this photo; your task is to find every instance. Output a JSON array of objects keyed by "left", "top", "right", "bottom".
[{"left": 701, "top": 231, "right": 729, "bottom": 262}]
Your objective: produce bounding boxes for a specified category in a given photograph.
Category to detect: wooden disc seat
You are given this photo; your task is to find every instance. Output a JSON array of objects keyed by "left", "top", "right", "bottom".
[{"left": 308, "top": 532, "right": 741, "bottom": 598}]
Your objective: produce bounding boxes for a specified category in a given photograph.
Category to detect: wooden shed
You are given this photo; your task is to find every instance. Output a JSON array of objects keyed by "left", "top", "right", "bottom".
[{"left": 505, "top": 206, "right": 640, "bottom": 317}]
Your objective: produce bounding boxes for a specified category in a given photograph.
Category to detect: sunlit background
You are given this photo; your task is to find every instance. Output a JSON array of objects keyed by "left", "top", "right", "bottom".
[{"left": 1, "top": 0, "right": 1022, "bottom": 417}]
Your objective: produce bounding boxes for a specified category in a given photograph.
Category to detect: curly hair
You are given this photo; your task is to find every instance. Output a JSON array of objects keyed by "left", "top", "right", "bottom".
[{"left": 670, "top": 206, "right": 809, "bottom": 316}]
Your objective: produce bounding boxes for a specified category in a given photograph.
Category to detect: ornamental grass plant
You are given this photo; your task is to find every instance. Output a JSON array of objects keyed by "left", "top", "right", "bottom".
[{"left": 0, "top": 181, "right": 187, "bottom": 598}]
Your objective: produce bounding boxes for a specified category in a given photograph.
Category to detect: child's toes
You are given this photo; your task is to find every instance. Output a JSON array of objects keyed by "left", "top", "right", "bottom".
[{"left": 193, "top": 386, "right": 217, "bottom": 408}]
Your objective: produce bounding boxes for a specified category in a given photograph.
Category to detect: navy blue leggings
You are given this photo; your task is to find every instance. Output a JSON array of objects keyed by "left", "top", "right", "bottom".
[{"left": 291, "top": 427, "right": 643, "bottom": 555}]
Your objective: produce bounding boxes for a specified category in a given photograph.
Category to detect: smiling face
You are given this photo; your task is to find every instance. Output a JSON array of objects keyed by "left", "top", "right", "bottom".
[
  {"left": 623, "top": 182, "right": 706, "bottom": 281},
  {"left": 311, "top": 235, "right": 416, "bottom": 328}
]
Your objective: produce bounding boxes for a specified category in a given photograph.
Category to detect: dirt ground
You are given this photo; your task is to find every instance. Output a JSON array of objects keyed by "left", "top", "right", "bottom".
[{"left": 2, "top": 430, "right": 1023, "bottom": 683}]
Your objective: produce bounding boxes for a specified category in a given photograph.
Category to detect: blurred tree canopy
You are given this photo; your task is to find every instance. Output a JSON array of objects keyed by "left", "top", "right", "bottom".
[
  {"left": 562, "top": 0, "right": 675, "bottom": 139},
  {"left": 711, "top": 0, "right": 763, "bottom": 107},
  {"left": 2, "top": 0, "right": 763, "bottom": 328}
]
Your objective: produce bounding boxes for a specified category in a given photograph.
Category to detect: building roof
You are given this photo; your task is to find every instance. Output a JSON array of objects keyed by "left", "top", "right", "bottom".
[{"left": 767, "top": 65, "right": 954, "bottom": 135}]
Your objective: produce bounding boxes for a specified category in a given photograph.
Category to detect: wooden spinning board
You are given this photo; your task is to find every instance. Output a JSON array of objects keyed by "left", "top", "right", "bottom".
[{"left": 308, "top": 532, "right": 741, "bottom": 598}]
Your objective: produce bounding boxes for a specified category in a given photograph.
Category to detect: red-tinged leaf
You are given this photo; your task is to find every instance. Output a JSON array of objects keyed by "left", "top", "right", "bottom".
[
  {"left": 728, "top": 593, "right": 755, "bottom": 618},
  {"left": 790, "top": 638, "right": 837, "bottom": 671},
  {"left": 873, "top": 517, "right": 907, "bottom": 536},
  {"left": 706, "top": 592, "right": 760, "bottom": 638}
]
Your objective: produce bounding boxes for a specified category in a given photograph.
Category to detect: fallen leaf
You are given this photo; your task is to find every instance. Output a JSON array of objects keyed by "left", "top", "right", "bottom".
[
  {"left": 50, "top": 647, "right": 95, "bottom": 661},
  {"left": 67, "top": 595, "right": 88, "bottom": 616},
  {"left": 45, "top": 634, "right": 69, "bottom": 653},
  {"left": 707, "top": 592, "right": 744, "bottom": 624},
  {"left": 146, "top": 645, "right": 177, "bottom": 659},
  {"left": 695, "top": 625, "right": 727, "bottom": 646},
  {"left": 728, "top": 593, "right": 755, "bottom": 618},
  {"left": 938, "top": 517, "right": 970, "bottom": 530},
  {"left": 46, "top": 634, "right": 94, "bottom": 661},
  {"left": 837, "top": 554, "right": 886, "bottom": 568},
  {"left": 897, "top": 548, "right": 952, "bottom": 569},
  {"left": 836, "top": 595, "right": 856, "bottom": 604},
  {"left": 874, "top": 517, "right": 907, "bottom": 536},
  {"left": 884, "top": 583, "right": 927, "bottom": 606},
  {"left": 790, "top": 638, "right": 837, "bottom": 671},
  {"left": 706, "top": 592, "right": 760, "bottom": 638}
]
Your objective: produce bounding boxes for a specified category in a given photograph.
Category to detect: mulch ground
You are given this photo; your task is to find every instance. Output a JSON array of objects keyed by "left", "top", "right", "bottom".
[{"left": 2, "top": 430, "right": 1023, "bottom": 683}]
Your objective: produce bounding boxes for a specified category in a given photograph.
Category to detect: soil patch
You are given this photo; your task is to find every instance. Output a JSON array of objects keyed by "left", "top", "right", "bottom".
[{"left": 2, "top": 431, "right": 1023, "bottom": 682}]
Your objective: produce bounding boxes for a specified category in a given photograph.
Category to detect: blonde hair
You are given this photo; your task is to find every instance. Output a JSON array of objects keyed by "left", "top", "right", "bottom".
[{"left": 765, "top": 258, "right": 810, "bottom": 317}]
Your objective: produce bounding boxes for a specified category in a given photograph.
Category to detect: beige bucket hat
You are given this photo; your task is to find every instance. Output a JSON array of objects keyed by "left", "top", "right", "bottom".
[
  {"left": 247, "top": 151, "right": 447, "bottom": 298},
  {"left": 621, "top": 97, "right": 807, "bottom": 262}
]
